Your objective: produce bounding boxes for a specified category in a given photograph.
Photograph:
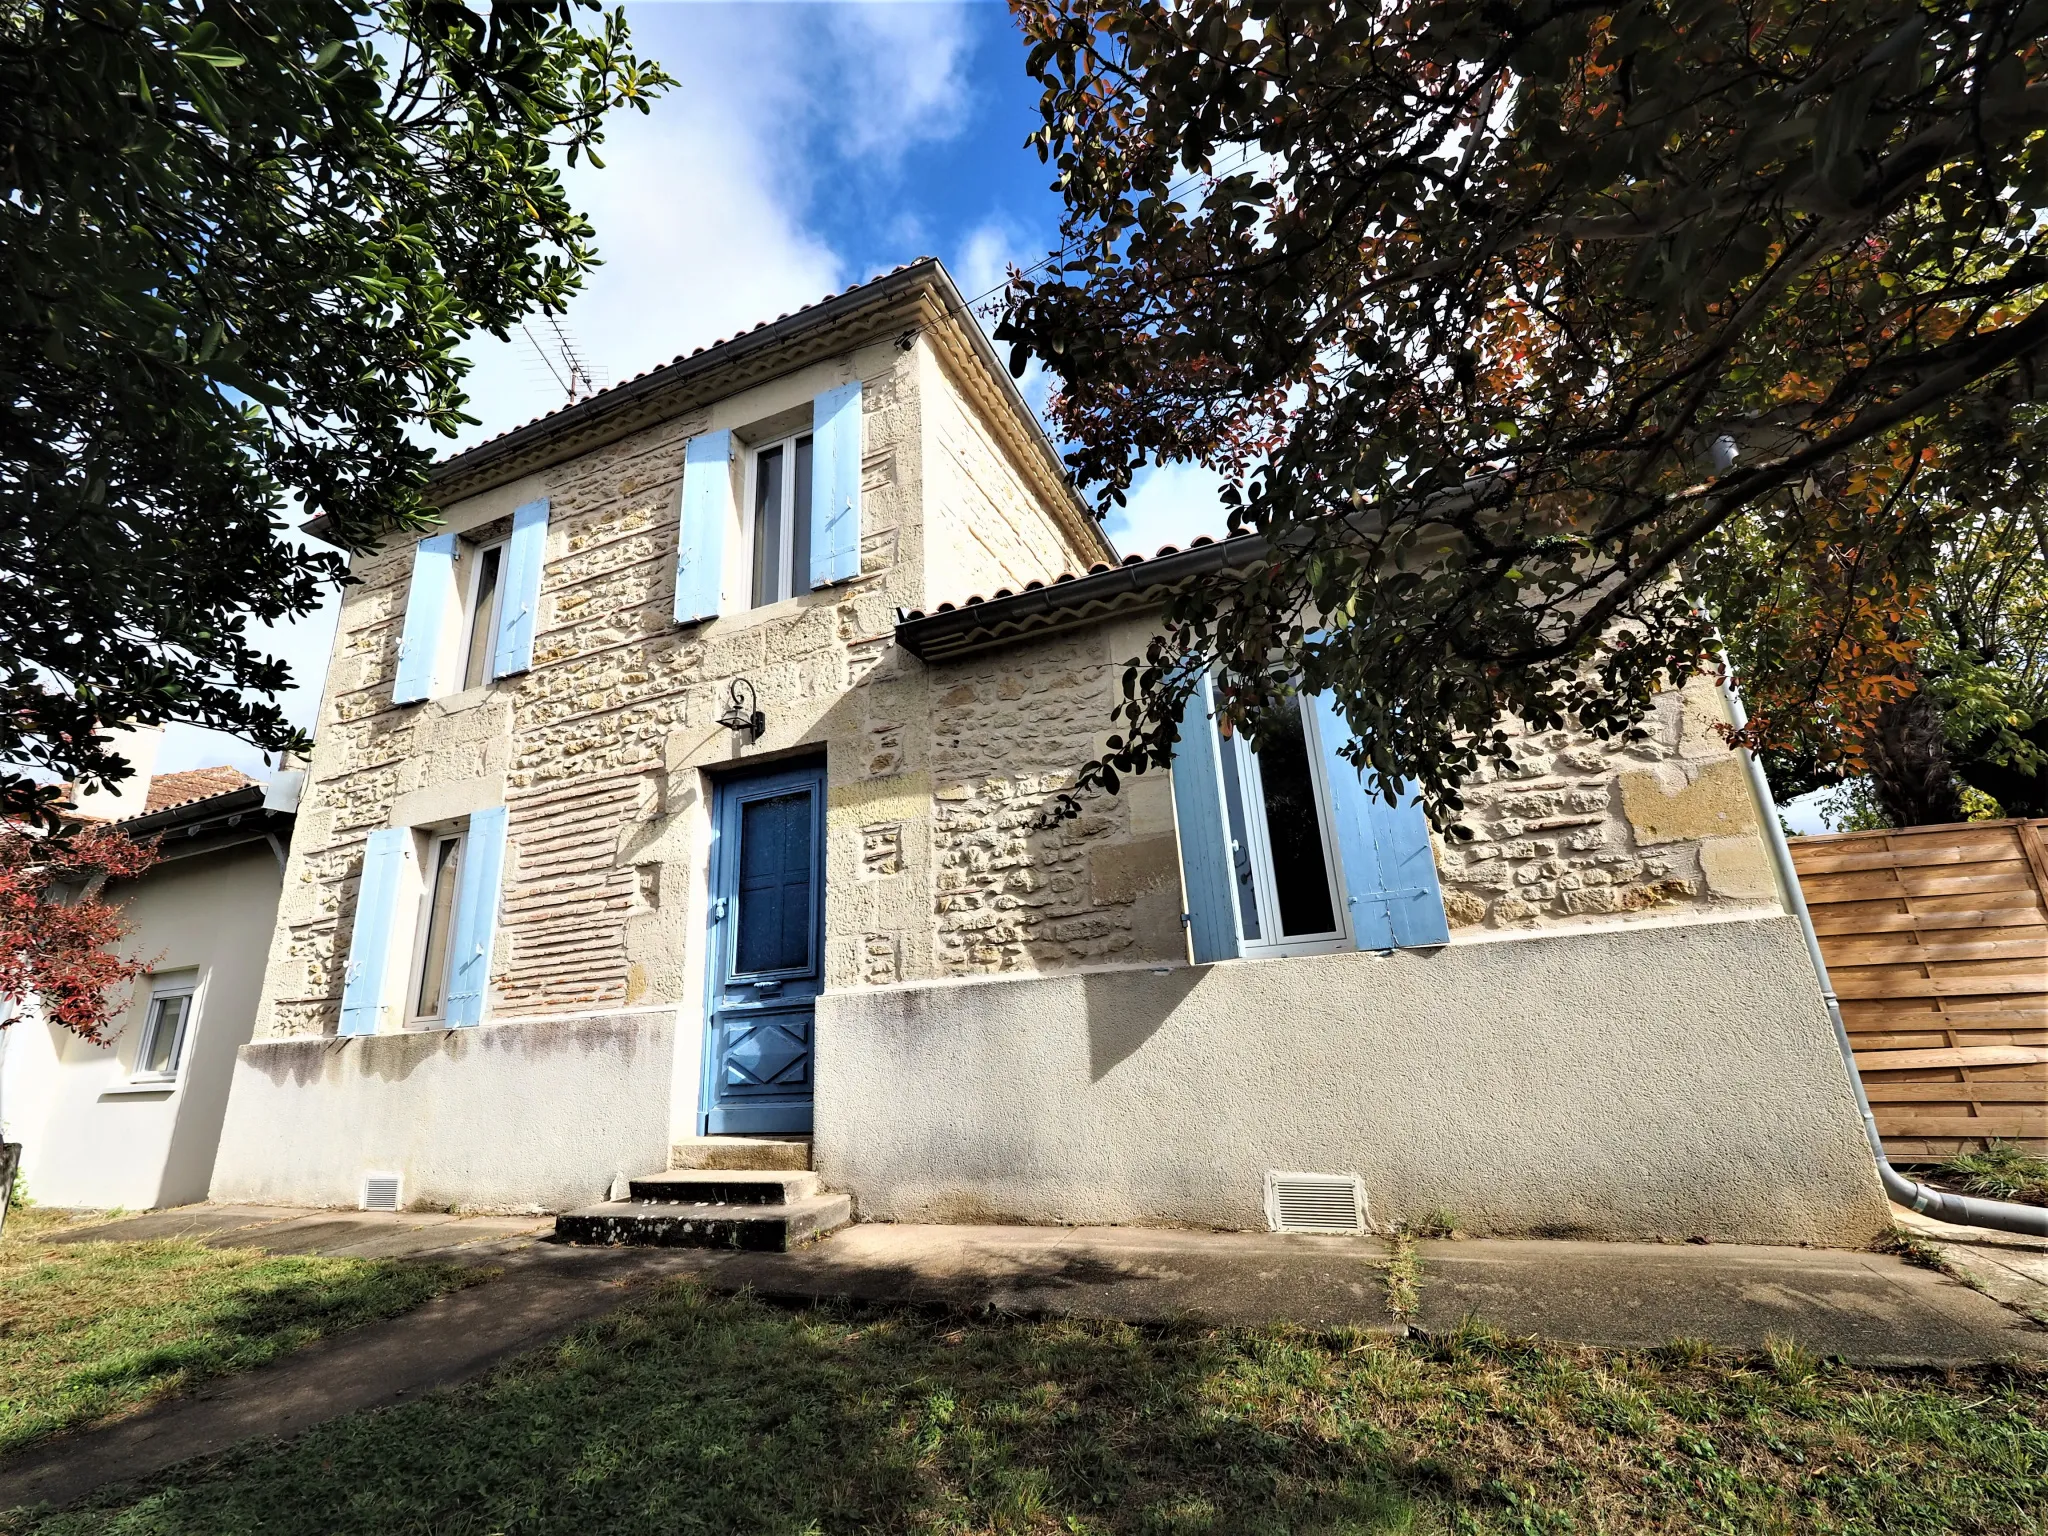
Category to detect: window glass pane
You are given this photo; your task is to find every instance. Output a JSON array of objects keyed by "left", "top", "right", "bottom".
[
  {"left": 140, "top": 993, "right": 188, "bottom": 1075},
  {"left": 1254, "top": 704, "right": 1338, "bottom": 937},
  {"left": 462, "top": 545, "right": 502, "bottom": 690},
  {"left": 415, "top": 836, "right": 463, "bottom": 1017},
  {"left": 1213, "top": 715, "right": 1261, "bottom": 941},
  {"left": 734, "top": 790, "right": 813, "bottom": 975},
  {"left": 790, "top": 435, "right": 813, "bottom": 594},
  {"left": 751, "top": 444, "right": 785, "bottom": 607}
]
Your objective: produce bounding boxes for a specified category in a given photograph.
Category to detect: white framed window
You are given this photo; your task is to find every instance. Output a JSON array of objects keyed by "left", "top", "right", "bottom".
[
  {"left": 1213, "top": 698, "right": 1352, "bottom": 956},
  {"left": 407, "top": 828, "right": 466, "bottom": 1024},
  {"left": 744, "top": 433, "right": 814, "bottom": 608},
  {"left": 132, "top": 971, "right": 199, "bottom": 1082},
  {"left": 456, "top": 538, "right": 507, "bottom": 691}
]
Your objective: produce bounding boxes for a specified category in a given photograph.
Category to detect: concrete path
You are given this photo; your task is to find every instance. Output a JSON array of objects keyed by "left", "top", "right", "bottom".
[
  {"left": 6, "top": 1206, "right": 2044, "bottom": 1513},
  {"left": 1894, "top": 1203, "right": 2048, "bottom": 1323}
]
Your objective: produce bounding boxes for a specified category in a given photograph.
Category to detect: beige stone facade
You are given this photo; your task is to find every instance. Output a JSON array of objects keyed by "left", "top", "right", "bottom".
[{"left": 214, "top": 260, "right": 1884, "bottom": 1239}]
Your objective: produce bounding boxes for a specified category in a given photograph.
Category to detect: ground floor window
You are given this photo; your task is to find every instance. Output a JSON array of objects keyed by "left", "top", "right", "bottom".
[
  {"left": 1214, "top": 698, "right": 1352, "bottom": 955},
  {"left": 134, "top": 971, "right": 197, "bottom": 1080},
  {"left": 409, "top": 829, "right": 466, "bottom": 1023}
]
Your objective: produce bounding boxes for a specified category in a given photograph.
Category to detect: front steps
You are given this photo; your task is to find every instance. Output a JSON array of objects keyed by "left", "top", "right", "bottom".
[
  {"left": 669, "top": 1135, "right": 812, "bottom": 1171},
  {"left": 555, "top": 1144, "right": 849, "bottom": 1252}
]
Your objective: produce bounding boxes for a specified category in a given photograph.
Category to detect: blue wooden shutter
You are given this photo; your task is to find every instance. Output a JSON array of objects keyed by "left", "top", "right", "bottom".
[
  {"left": 444, "top": 806, "right": 507, "bottom": 1027},
  {"left": 492, "top": 498, "right": 549, "bottom": 678},
  {"left": 1171, "top": 675, "right": 1243, "bottom": 963},
  {"left": 809, "top": 381, "right": 862, "bottom": 588},
  {"left": 393, "top": 533, "right": 457, "bottom": 703},
  {"left": 1310, "top": 695, "right": 1451, "bottom": 949},
  {"left": 674, "top": 430, "right": 732, "bottom": 624},
  {"left": 339, "top": 827, "right": 408, "bottom": 1035}
]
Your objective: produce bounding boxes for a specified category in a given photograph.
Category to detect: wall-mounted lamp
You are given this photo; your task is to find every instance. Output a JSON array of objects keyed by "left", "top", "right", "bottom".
[{"left": 718, "top": 677, "right": 765, "bottom": 743}]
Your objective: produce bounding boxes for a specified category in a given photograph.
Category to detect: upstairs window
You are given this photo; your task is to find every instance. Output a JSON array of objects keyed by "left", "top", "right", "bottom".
[
  {"left": 747, "top": 433, "right": 814, "bottom": 608},
  {"left": 1214, "top": 700, "right": 1350, "bottom": 955},
  {"left": 459, "top": 540, "right": 506, "bottom": 691}
]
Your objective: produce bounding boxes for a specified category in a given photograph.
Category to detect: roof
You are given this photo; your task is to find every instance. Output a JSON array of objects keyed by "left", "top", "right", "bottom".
[
  {"left": 320, "top": 258, "right": 1112, "bottom": 568},
  {"left": 895, "top": 529, "right": 1270, "bottom": 663},
  {"left": 144, "top": 766, "right": 255, "bottom": 814}
]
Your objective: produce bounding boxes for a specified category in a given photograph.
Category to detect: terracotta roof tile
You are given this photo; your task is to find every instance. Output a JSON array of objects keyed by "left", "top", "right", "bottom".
[
  {"left": 443, "top": 261, "right": 935, "bottom": 465},
  {"left": 144, "top": 767, "right": 256, "bottom": 814}
]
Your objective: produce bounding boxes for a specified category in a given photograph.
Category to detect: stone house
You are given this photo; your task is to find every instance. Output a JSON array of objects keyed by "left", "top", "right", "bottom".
[{"left": 209, "top": 259, "right": 1889, "bottom": 1245}]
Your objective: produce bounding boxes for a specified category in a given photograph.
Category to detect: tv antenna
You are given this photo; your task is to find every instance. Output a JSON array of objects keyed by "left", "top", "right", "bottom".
[{"left": 522, "top": 314, "right": 602, "bottom": 405}]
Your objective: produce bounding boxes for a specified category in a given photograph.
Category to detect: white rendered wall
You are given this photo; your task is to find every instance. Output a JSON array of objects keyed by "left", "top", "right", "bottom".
[
  {"left": 209, "top": 1008, "right": 678, "bottom": 1213},
  {"left": 6, "top": 842, "right": 283, "bottom": 1210},
  {"left": 815, "top": 914, "right": 1893, "bottom": 1247}
]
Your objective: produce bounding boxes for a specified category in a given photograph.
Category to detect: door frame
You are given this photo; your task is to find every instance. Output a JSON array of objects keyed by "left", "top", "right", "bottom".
[{"left": 698, "top": 754, "right": 827, "bottom": 1134}]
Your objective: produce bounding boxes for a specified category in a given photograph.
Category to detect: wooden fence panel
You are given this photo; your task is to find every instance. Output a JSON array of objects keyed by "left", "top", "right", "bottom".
[{"left": 1789, "top": 817, "right": 2048, "bottom": 1160}]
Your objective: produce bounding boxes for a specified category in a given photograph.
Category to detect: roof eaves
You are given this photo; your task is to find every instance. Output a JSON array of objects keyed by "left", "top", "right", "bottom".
[{"left": 895, "top": 530, "right": 1269, "bottom": 662}]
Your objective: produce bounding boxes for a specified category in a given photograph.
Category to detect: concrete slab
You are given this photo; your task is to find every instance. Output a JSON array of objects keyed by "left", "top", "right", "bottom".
[
  {"left": 1412, "top": 1236, "right": 2048, "bottom": 1367},
  {"left": 1894, "top": 1205, "right": 2048, "bottom": 1322},
  {"left": 43, "top": 1205, "right": 306, "bottom": 1246},
  {"left": 0, "top": 1244, "right": 713, "bottom": 1514},
  {"left": 706, "top": 1223, "right": 1401, "bottom": 1328}
]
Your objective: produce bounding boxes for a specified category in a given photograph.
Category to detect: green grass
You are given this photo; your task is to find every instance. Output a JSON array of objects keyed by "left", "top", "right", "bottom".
[
  {"left": 8, "top": 1282, "right": 2043, "bottom": 1535},
  {"left": 1935, "top": 1141, "right": 2048, "bottom": 1206},
  {"left": 0, "top": 1214, "right": 475, "bottom": 1456}
]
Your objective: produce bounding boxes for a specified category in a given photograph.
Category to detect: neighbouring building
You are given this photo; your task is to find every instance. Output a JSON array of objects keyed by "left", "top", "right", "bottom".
[
  {"left": 208, "top": 259, "right": 1891, "bottom": 1244},
  {"left": 3, "top": 733, "right": 300, "bottom": 1210}
]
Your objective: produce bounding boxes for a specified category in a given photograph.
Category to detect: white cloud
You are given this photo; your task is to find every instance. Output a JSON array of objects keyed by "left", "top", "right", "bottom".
[
  {"left": 821, "top": 3, "right": 973, "bottom": 164},
  {"left": 1104, "top": 461, "right": 1234, "bottom": 560}
]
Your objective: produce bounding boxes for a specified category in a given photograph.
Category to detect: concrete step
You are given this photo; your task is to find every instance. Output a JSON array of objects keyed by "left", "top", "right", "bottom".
[
  {"left": 629, "top": 1169, "right": 820, "bottom": 1205},
  {"left": 555, "top": 1193, "right": 850, "bottom": 1252},
  {"left": 669, "top": 1136, "right": 812, "bottom": 1171}
]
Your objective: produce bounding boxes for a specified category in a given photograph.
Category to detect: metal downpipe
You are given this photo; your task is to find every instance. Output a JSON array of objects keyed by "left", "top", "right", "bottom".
[{"left": 1720, "top": 683, "right": 2048, "bottom": 1239}]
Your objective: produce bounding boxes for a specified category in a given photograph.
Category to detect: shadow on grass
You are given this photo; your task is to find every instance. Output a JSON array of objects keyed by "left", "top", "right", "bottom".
[
  {"left": 9, "top": 1280, "right": 2045, "bottom": 1536},
  {"left": 1, "top": 1242, "right": 469, "bottom": 1457}
]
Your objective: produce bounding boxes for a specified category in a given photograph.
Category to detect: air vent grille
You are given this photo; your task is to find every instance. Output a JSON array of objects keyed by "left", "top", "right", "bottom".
[
  {"left": 362, "top": 1173, "right": 403, "bottom": 1213},
  {"left": 1265, "top": 1171, "right": 1368, "bottom": 1235}
]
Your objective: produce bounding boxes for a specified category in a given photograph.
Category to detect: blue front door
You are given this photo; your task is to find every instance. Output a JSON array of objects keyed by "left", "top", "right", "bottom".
[{"left": 703, "top": 760, "right": 824, "bottom": 1134}]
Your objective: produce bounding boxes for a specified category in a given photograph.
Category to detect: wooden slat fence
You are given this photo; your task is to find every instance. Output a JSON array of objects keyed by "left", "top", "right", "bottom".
[{"left": 1789, "top": 818, "right": 2048, "bottom": 1160}]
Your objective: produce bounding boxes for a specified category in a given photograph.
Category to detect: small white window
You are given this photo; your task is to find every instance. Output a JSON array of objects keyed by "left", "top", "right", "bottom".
[
  {"left": 1215, "top": 698, "right": 1352, "bottom": 956},
  {"left": 458, "top": 539, "right": 507, "bottom": 691},
  {"left": 408, "top": 829, "right": 466, "bottom": 1023},
  {"left": 133, "top": 971, "right": 198, "bottom": 1081},
  {"left": 746, "top": 434, "right": 814, "bottom": 608}
]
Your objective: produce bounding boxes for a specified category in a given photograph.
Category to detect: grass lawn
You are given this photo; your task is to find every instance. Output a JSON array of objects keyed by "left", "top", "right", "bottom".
[
  {"left": 0, "top": 1208, "right": 475, "bottom": 1456},
  {"left": 7, "top": 1279, "right": 2043, "bottom": 1535}
]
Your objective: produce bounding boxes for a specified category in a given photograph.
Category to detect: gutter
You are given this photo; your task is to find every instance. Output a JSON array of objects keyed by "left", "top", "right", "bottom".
[{"left": 1724, "top": 681, "right": 2048, "bottom": 1239}]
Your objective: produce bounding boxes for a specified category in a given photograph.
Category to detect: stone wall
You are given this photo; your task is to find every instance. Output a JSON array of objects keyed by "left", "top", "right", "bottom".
[
  {"left": 925, "top": 617, "right": 1185, "bottom": 976},
  {"left": 1433, "top": 676, "right": 1784, "bottom": 935},
  {"left": 922, "top": 349, "right": 1103, "bottom": 602}
]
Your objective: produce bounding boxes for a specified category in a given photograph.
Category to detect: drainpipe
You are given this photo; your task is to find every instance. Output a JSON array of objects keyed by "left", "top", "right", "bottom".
[{"left": 1720, "top": 682, "right": 2048, "bottom": 1239}]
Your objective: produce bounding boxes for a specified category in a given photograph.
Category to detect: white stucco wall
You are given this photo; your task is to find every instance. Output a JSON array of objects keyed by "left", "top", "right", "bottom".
[
  {"left": 5, "top": 842, "right": 283, "bottom": 1211},
  {"left": 209, "top": 1008, "right": 678, "bottom": 1212},
  {"left": 815, "top": 914, "right": 1892, "bottom": 1246}
]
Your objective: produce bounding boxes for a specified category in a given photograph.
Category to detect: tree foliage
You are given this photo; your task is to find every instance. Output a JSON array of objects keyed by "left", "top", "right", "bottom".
[
  {"left": 1, "top": 0, "right": 669, "bottom": 822},
  {"left": 0, "top": 821, "right": 158, "bottom": 1044},
  {"left": 998, "top": 0, "right": 2048, "bottom": 827}
]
